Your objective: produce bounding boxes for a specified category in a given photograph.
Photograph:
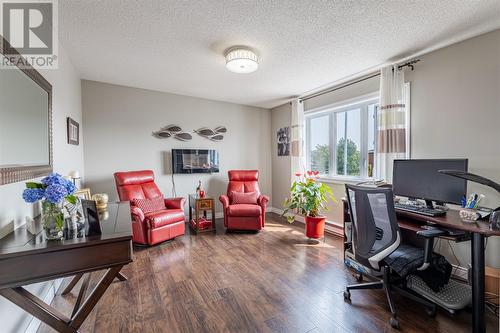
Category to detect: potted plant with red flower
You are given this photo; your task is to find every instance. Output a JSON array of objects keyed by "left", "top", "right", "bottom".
[{"left": 282, "top": 171, "right": 336, "bottom": 239}]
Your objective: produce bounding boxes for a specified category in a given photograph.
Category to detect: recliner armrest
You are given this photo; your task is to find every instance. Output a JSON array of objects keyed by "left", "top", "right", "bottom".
[
  {"left": 219, "top": 195, "right": 230, "bottom": 209},
  {"left": 131, "top": 206, "right": 145, "bottom": 222},
  {"left": 258, "top": 195, "right": 269, "bottom": 206},
  {"left": 164, "top": 197, "right": 185, "bottom": 210}
]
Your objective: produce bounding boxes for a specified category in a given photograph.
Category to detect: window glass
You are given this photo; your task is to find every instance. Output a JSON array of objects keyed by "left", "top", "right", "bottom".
[
  {"left": 336, "top": 109, "right": 361, "bottom": 176},
  {"left": 309, "top": 114, "right": 330, "bottom": 175},
  {"left": 306, "top": 96, "right": 381, "bottom": 180}
]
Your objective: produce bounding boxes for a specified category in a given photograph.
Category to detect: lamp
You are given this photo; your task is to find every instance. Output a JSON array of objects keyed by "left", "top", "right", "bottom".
[
  {"left": 225, "top": 47, "right": 259, "bottom": 74},
  {"left": 68, "top": 170, "right": 81, "bottom": 187}
]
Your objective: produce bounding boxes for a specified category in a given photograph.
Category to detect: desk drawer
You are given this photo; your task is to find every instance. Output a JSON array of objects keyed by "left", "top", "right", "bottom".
[{"left": 0, "top": 240, "right": 132, "bottom": 289}]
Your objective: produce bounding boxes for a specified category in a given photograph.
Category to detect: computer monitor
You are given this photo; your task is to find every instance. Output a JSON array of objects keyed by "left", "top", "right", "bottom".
[{"left": 392, "top": 159, "right": 468, "bottom": 207}]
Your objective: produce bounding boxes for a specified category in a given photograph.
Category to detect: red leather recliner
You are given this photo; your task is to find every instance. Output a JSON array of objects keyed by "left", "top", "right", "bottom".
[
  {"left": 114, "top": 170, "right": 185, "bottom": 245},
  {"left": 219, "top": 170, "right": 269, "bottom": 231}
]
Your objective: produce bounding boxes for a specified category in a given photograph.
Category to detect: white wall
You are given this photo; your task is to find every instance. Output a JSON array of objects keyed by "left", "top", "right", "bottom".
[
  {"left": 271, "top": 103, "right": 292, "bottom": 209},
  {"left": 81, "top": 80, "right": 272, "bottom": 213},
  {"left": 271, "top": 29, "right": 500, "bottom": 267},
  {"left": 0, "top": 45, "right": 84, "bottom": 332}
]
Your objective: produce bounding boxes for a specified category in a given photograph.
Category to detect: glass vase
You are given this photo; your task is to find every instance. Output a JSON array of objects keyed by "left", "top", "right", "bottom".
[{"left": 41, "top": 201, "right": 64, "bottom": 240}]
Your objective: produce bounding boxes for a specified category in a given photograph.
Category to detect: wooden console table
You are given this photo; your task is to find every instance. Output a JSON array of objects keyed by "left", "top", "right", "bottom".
[
  {"left": 188, "top": 194, "right": 216, "bottom": 233},
  {"left": 0, "top": 202, "right": 133, "bottom": 333}
]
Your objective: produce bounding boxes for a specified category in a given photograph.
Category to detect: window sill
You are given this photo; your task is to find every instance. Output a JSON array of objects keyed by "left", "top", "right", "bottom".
[{"left": 318, "top": 175, "right": 375, "bottom": 185}]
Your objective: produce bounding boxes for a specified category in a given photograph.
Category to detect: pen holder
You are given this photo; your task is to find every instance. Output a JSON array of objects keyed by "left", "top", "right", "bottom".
[{"left": 459, "top": 208, "right": 480, "bottom": 222}]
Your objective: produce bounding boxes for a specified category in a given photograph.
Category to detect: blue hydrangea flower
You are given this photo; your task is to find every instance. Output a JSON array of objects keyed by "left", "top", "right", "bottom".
[
  {"left": 64, "top": 179, "right": 77, "bottom": 195},
  {"left": 41, "top": 173, "right": 67, "bottom": 187},
  {"left": 22, "top": 188, "right": 45, "bottom": 203},
  {"left": 44, "top": 184, "right": 68, "bottom": 204}
]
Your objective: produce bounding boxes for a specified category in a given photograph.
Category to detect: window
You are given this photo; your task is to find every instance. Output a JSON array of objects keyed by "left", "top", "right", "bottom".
[{"left": 306, "top": 95, "right": 379, "bottom": 180}]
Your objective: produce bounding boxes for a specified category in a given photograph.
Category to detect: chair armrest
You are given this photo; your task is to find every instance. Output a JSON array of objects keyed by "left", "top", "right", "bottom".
[
  {"left": 131, "top": 206, "right": 145, "bottom": 222},
  {"left": 219, "top": 195, "right": 230, "bottom": 209},
  {"left": 416, "top": 229, "right": 448, "bottom": 270},
  {"left": 258, "top": 195, "right": 269, "bottom": 206},
  {"left": 164, "top": 197, "right": 185, "bottom": 210}
]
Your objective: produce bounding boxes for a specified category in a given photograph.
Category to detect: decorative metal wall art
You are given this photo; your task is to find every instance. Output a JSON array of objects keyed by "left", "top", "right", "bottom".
[
  {"left": 152, "top": 125, "right": 192, "bottom": 141},
  {"left": 153, "top": 125, "right": 227, "bottom": 142},
  {"left": 194, "top": 126, "right": 227, "bottom": 141}
]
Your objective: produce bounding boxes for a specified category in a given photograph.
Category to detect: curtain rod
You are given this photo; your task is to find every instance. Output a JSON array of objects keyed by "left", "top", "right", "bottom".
[{"left": 299, "top": 59, "right": 420, "bottom": 103}]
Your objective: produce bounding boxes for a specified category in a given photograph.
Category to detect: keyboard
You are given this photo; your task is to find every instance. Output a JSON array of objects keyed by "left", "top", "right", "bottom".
[{"left": 394, "top": 203, "right": 446, "bottom": 217}]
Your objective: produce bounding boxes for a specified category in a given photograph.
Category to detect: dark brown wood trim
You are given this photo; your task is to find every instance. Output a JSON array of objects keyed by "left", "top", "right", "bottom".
[{"left": 0, "top": 35, "right": 53, "bottom": 185}]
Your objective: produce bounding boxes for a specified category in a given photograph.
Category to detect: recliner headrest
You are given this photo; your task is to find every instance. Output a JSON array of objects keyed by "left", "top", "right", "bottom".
[{"left": 114, "top": 170, "right": 155, "bottom": 186}]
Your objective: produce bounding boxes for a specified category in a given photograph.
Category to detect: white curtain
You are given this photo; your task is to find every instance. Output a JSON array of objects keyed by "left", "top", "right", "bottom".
[
  {"left": 290, "top": 98, "right": 305, "bottom": 183},
  {"left": 376, "top": 65, "right": 408, "bottom": 182}
]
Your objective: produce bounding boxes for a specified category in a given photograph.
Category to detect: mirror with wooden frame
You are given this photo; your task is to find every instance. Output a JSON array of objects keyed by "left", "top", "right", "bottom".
[{"left": 0, "top": 36, "right": 53, "bottom": 185}]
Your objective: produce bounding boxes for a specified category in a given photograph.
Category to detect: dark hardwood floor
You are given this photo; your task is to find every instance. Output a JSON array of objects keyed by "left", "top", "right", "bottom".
[{"left": 38, "top": 214, "right": 498, "bottom": 333}]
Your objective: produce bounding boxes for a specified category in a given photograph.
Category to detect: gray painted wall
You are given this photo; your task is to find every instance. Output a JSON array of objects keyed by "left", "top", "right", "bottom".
[
  {"left": 81, "top": 80, "right": 272, "bottom": 214},
  {"left": 271, "top": 29, "right": 500, "bottom": 267},
  {"left": 271, "top": 103, "right": 292, "bottom": 210},
  {"left": 0, "top": 45, "right": 84, "bottom": 332}
]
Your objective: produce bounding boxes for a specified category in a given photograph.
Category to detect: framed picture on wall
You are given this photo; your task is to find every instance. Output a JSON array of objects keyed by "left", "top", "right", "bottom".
[
  {"left": 277, "top": 126, "right": 290, "bottom": 156},
  {"left": 67, "top": 117, "right": 79, "bottom": 145}
]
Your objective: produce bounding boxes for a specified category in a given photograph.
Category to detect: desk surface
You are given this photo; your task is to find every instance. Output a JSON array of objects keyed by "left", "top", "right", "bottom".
[
  {"left": 395, "top": 209, "right": 500, "bottom": 236},
  {"left": 0, "top": 202, "right": 133, "bottom": 289}
]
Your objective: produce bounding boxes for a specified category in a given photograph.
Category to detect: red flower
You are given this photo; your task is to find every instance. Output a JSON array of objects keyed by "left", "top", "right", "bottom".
[
  {"left": 313, "top": 171, "right": 319, "bottom": 176},
  {"left": 307, "top": 171, "right": 313, "bottom": 176},
  {"left": 295, "top": 172, "right": 302, "bottom": 177}
]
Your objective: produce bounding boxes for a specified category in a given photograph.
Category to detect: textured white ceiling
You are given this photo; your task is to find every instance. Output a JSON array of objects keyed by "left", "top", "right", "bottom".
[{"left": 59, "top": 1, "right": 500, "bottom": 109}]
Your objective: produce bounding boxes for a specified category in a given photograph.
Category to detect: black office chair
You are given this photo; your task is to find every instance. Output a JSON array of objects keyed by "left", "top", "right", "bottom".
[{"left": 344, "top": 185, "right": 440, "bottom": 329}]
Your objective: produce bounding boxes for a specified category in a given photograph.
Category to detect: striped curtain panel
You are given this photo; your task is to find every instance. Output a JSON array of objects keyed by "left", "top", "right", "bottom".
[
  {"left": 376, "top": 65, "right": 407, "bottom": 182},
  {"left": 290, "top": 99, "right": 305, "bottom": 182}
]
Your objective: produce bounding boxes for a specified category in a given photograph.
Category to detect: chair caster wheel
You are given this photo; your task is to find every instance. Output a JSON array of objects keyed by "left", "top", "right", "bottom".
[
  {"left": 390, "top": 317, "right": 400, "bottom": 329},
  {"left": 426, "top": 306, "right": 437, "bottom": 317},
  {"left": 343, "top": 290, "right": 351, "bottom": 300},
  {"left": 355, "top": 273, "right": 363, "bottom": 282},
  {"left": 448, "top": 309, "right": 456, "bottom": 315}
]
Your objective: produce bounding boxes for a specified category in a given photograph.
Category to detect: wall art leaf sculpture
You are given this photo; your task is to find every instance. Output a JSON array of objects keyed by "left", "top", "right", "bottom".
[
  {"left": 152, "top": 125, "right": 185, "bottom": 139},
  {"left": 194, "top": 128, "right": 216, "bottom": 137},
  {"left": 214, "top": 126, "right": 227, "bottom": 134},
  {"left": 209, "top": 134, "right": 224, "bottom": 141},
  {"left": 194, "top": 126, "right": 227, "bottom": 141},
  {"left": 164, "top": 125, "right": 182, "bottom": 133},
  {"left": 174, "top": 132, "right": 193, "bottom": 141}
]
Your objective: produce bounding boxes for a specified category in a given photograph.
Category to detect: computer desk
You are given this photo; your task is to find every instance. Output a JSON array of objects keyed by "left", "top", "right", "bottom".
[{"left": 342, "top": 200, "right": 500, "bottom": 333}]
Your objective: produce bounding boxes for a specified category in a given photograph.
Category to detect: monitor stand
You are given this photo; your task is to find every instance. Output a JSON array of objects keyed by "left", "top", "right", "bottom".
[{"left": 424, "top": 200, "right": 434, "bottom": 209}]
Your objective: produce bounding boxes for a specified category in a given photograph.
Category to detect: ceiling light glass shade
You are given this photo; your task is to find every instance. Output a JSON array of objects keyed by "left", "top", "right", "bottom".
[{"left": 225, "top": 48, "right": 258, "bottom": 74}]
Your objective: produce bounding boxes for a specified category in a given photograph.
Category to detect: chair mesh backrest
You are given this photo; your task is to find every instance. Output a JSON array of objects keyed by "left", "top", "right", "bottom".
[{"left": 345, "top": 185, "right": 399, "bottom": 268}]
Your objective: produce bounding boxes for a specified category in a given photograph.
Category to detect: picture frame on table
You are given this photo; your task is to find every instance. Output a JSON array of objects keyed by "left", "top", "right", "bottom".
[{"left": 75, "top": 188, "right": 91, "bottom": 200}]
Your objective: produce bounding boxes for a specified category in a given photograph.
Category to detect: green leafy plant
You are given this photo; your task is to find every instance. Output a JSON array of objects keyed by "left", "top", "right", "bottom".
[{"left": 282, "top": 171, "right": 336, "bottom": 223}]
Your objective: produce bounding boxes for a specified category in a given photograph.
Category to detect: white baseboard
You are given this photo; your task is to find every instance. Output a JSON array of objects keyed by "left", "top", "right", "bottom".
[{"left": 25, "top": 278, "right": 63, "bottom": 333}]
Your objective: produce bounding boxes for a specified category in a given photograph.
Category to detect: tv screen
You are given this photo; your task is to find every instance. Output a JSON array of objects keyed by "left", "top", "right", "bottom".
[{"left": 172, "top": 149, "right": 219, "bottom": 174}]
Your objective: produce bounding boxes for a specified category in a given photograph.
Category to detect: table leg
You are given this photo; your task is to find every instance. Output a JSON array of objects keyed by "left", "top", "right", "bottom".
[
  {"left": 61, "top": 273, "right": 84, "bottom": 295},
  {"left": 71, "top": 273, "right": 91, "bottom": 318},
  {"left": 471, "top": 232, "right": 485, "bottom": 333},
  {"left": 116, "top": 272, "right": 128, "bottom": 281},
  {"left": 212, "top": 206, "right": 216, "bottom": 231},
  {"left": 69, "top": 265, "right": 124, "bottom": 330}
]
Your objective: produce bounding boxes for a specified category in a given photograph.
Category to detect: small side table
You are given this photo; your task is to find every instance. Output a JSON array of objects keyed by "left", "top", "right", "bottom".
[{"left": 188, "top": 194, "right": 216, "bottom": 233}]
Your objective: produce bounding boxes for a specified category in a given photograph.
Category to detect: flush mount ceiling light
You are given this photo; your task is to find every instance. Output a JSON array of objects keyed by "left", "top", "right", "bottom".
[{"left": 225, "top": 47, "right": 259, "bottom": 74}]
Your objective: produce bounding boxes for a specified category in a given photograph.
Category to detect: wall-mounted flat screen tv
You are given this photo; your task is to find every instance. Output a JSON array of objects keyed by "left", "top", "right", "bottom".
[{"left": 172, "top": 149, "right": 219, "bottom": 174}]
